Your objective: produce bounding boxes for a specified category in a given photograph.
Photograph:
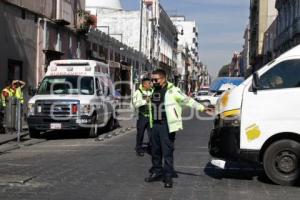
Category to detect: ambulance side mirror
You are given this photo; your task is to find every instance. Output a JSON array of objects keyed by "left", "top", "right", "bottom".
[
  {"left": 251, "top": 72, "right": 260, "bottom": 93},
  {"left": 28, "top": 86, "right": 37, "bottom": 96}
]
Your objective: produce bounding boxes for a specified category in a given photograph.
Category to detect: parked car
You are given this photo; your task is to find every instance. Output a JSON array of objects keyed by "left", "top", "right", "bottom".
[{"left": 194, "top": 89, "right": 209, "bottom": 102}]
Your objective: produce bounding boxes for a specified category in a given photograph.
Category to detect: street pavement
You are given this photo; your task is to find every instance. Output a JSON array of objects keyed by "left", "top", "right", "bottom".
[{"left": 0, "top": 109, "right": 300, "bottom": 200}]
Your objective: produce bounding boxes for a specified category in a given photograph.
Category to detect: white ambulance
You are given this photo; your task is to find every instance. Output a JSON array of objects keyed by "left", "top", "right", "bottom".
[
  {"left": 27, "top": 60, "right": 116, "bottom": 138},
  {"left": 209, "top": 45, "right": 300, "bottom": 186}
]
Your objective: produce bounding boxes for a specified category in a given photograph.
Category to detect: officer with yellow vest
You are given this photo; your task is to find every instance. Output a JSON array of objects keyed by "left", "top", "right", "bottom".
[
  {"left": 12, "top": 80, "right": 26, "bottom": 105},
  {"left": 132, "top": 77, "right": 153, "bottom": 157},
  {"left": 1, "top": 82, "right": 14, "bottom": 107},
  {"left": 144, "top": 69, "right": 214, "bottom": 188},
  {"left": 1, "top": 80, "right": 25, "bottom": 107}
]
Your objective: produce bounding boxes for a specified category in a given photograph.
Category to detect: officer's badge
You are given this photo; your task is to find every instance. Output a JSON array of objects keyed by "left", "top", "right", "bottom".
[{"left": 153, "top": 93, "right": 161, "bottom": 101}]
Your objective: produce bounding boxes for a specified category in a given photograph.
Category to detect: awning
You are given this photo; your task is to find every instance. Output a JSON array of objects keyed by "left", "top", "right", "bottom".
[{"left": 210, "top": 77, "right": 244, "bottom": 92}]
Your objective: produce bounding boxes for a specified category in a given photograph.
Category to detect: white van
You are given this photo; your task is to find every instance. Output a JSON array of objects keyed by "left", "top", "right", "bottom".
[
  {"left": 27, "top": 60, "right": 116, "bottom": 138},
  {"left": 209, "top": 45, "right": 300, "bottom": 186}
]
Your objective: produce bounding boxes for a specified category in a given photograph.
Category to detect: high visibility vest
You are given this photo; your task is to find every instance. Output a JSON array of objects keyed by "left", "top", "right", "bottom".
[
  {"left": 14, "top": 87, "right": 24, "bottom": 104},
  {"left": 152, "top": 82, "right": 205, "bottom": 133},
  {"left": 132, "top": 85, "right": 153, "bottom": 127},
  {"left": 1, "top": 87, "right": 14, "bottom": 107}
]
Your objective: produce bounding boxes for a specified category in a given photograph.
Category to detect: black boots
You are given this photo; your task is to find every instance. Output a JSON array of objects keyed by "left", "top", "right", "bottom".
[
  {"left": 145, "top": 174, "right": 173, "bottom": 188},
  {"left": 164, "top": 177, "right": 173, "bottom": 188},
  {"left": 136, "top": 151, "right": 144, "bottom": 157},
  {"left": 144, "top": 173, "right": 163, "bottom": 182}
]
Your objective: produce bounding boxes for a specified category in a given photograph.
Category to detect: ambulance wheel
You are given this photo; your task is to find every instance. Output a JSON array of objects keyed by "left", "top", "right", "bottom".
[
  {"left": 263, "top": 139, "right": 300, "bottom": 186},
  {"left": 88, "top": 115, "right": 98, "bottom": 138},
  {"left": 29, "top": 128, "right": 40, "bottom": 138},
  {"left": 103, "top": 116, "right": 115, "bottom": 133}
]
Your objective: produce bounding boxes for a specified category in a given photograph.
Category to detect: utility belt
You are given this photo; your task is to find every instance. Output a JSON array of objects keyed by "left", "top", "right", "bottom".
[
  {"left": 138, "top": 105, "right": 150, "bottom": 117},
  {"left": 139, "top": 112, "right": 150, "bottom": 118},
  {"left": 153, "top": 119, "right": 167, "bottom": 124}
]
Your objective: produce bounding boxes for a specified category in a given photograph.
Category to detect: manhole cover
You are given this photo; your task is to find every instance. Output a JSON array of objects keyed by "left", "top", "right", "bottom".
[{"left": 0, "top": 175, "right": 35, "bottom": 184}]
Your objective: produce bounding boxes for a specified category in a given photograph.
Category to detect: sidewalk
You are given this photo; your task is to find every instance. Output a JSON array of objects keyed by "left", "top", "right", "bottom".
[{"left": 0, "top": 132, "right": 28, "bottom": 145}]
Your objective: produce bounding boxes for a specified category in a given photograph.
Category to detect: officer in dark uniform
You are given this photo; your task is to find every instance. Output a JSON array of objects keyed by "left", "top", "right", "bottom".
[
  {"left": 132, "top": 78, "right": 153, "bottom": 156},
  {"left": 144, "top": 69, "right": 213, "bottom": 188}
]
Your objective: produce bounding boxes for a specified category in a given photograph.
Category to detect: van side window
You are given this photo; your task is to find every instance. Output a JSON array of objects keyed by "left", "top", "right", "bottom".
[{"left": 260, "top": 59, "right": 300, "bottom": 90}]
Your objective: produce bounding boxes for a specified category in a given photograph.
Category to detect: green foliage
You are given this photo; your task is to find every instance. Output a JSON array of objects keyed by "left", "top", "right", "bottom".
[{"left": 218, "top": 64, "right": 230, "bottom": 77}]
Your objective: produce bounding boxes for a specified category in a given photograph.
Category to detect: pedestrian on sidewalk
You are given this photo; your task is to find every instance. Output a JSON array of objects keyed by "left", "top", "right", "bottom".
[
  {"left": 132, "top": 77, "right": 153, "bottom": 157},
  {"left": 1, "top": 80, "right": 26, "bottom": 134},
  {"left": 145, "top": 69, "right": 214, "bottom": 188}
]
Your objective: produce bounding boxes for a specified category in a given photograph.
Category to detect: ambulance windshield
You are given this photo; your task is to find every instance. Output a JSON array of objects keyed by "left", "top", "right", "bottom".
[{"left": 37, "top": 76, "right": 94, "bottom": 95}]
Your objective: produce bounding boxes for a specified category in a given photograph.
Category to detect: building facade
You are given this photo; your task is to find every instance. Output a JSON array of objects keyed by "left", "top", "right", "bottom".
[
  {"left": 87, "top": 28, "right": 147, "bottom": 96},
  {"left": 250, "top": 0, "right": 300, "bottom": 71},
  {"left": 86, "top": 0, "right": 178, "bottom": 80},
  {"left": 249, "top": 0, "right": 277, "bottom": 71},
  {"left": 171, "top": 16, "right": 207, "bottom": 92},
  {"left": 274, "top": 0, "right": 300, "bottom": 55},
  {"left": 0, "top": 0, "right": 87, "bottom": 102},
  {"left": 242, "top": 25, "right": 251, "bottom": 76}
]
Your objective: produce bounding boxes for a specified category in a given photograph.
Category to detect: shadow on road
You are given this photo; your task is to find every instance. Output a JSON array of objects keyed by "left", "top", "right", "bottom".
[
  {"left": 39, "top": 127, "right": 118, "bottom": 140},
  {"left": 203, "top": 162, "right": 275, "bottom": 185},
  {"left": 175, "top": 171, "right": 201, "bottom": 177}
]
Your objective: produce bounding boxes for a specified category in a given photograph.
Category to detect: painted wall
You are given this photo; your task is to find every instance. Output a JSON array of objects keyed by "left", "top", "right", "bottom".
[{"left": 0, "top": 2, "right": 37, "bottom": 92}]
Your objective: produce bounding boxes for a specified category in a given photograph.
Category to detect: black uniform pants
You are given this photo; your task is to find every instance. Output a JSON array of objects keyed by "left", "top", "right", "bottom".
[
  {"left": 150, "top": 122, "right": 176, "bottom": 178},
  {"left": 136, "top": 114, "right": 151, "bottom": 153}
]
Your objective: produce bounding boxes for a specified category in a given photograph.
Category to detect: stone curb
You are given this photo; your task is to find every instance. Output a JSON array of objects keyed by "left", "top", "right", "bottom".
[{"left": 0, "top": 132, "right": 29, "bottom": 145}]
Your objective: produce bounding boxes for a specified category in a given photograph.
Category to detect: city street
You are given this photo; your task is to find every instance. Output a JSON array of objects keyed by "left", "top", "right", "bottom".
[{"left": 0, "top": 109, "right": 299, "bottom": 200}]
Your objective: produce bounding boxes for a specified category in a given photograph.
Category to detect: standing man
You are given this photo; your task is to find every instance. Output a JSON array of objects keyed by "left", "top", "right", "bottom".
[
  {"left": 1, "top": 80, "right": 26, "bottom": 107},
  {"left": 132, "top": 78, "right": 153, "bottom": 157},
  {"left": 145, "top": 69, "right": 213, "bottom": 188},
  {"left": 1, "top": 80, "right": 25, "bottom": 133},
  {"left": 1, "top": 81, "right": 14, "bottom": 108},
  {"left": 11, "top": 80, "right": 26, "bottom": 105}
]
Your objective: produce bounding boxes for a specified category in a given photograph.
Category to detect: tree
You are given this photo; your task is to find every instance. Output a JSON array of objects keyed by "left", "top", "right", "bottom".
[{"left": 218, "top": 64, "right": 230, "bottom": 77}]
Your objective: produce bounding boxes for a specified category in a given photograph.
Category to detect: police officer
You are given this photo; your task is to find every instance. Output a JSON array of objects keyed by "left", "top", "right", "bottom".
[
  {"left": 1, "top": 81, "right": 14, "bottom": 107},
  {"left": 1, "top": 80, "right": 25, "bottom": 134},
  {"left": 1, "top": 80, "right": 25, "bottom": 107},
  {"left": 144, "top": 69, "right": 214, "bottom": 188},
  {"left": 132, "top": 78, "right": 153, "bottom": 157}
]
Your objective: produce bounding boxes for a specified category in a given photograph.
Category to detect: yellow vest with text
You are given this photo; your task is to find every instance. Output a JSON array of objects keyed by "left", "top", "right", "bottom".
[{"left": 159, "top": 82, "right": 205, "bottom": 133}]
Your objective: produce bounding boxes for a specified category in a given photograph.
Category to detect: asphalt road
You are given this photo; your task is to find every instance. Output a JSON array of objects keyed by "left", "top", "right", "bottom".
[{"left": 0, "top": 109, "right": 300, "bottom": 200}]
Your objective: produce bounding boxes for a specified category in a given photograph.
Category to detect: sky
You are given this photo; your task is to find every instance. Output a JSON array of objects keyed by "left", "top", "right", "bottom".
[{"left": 120, "top": 0, "right": 250, "bottom": 77}]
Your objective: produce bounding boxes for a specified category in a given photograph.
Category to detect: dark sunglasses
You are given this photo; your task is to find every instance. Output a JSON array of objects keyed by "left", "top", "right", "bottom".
[{"left": 151, "top": 78, "right": 161, "bottom": 82}]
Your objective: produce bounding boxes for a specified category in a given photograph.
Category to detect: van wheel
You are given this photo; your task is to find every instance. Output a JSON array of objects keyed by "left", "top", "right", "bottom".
[
  {"left": 263, "top": 139, "right": 300, "bottom": 186},
  {"left": 29, "top": 128, "right": 41, "bottom": 138},
  {"left": 88, "top": 115, "right": 98, "bottom": 138},
  {"left": 103, "top": 116, "right": 115, "bottom": 133}
]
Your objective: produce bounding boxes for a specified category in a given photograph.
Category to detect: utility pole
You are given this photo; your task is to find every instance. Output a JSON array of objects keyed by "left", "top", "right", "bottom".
[{"left": 138, "top": 0, "right": 144, "bottom": 79}]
